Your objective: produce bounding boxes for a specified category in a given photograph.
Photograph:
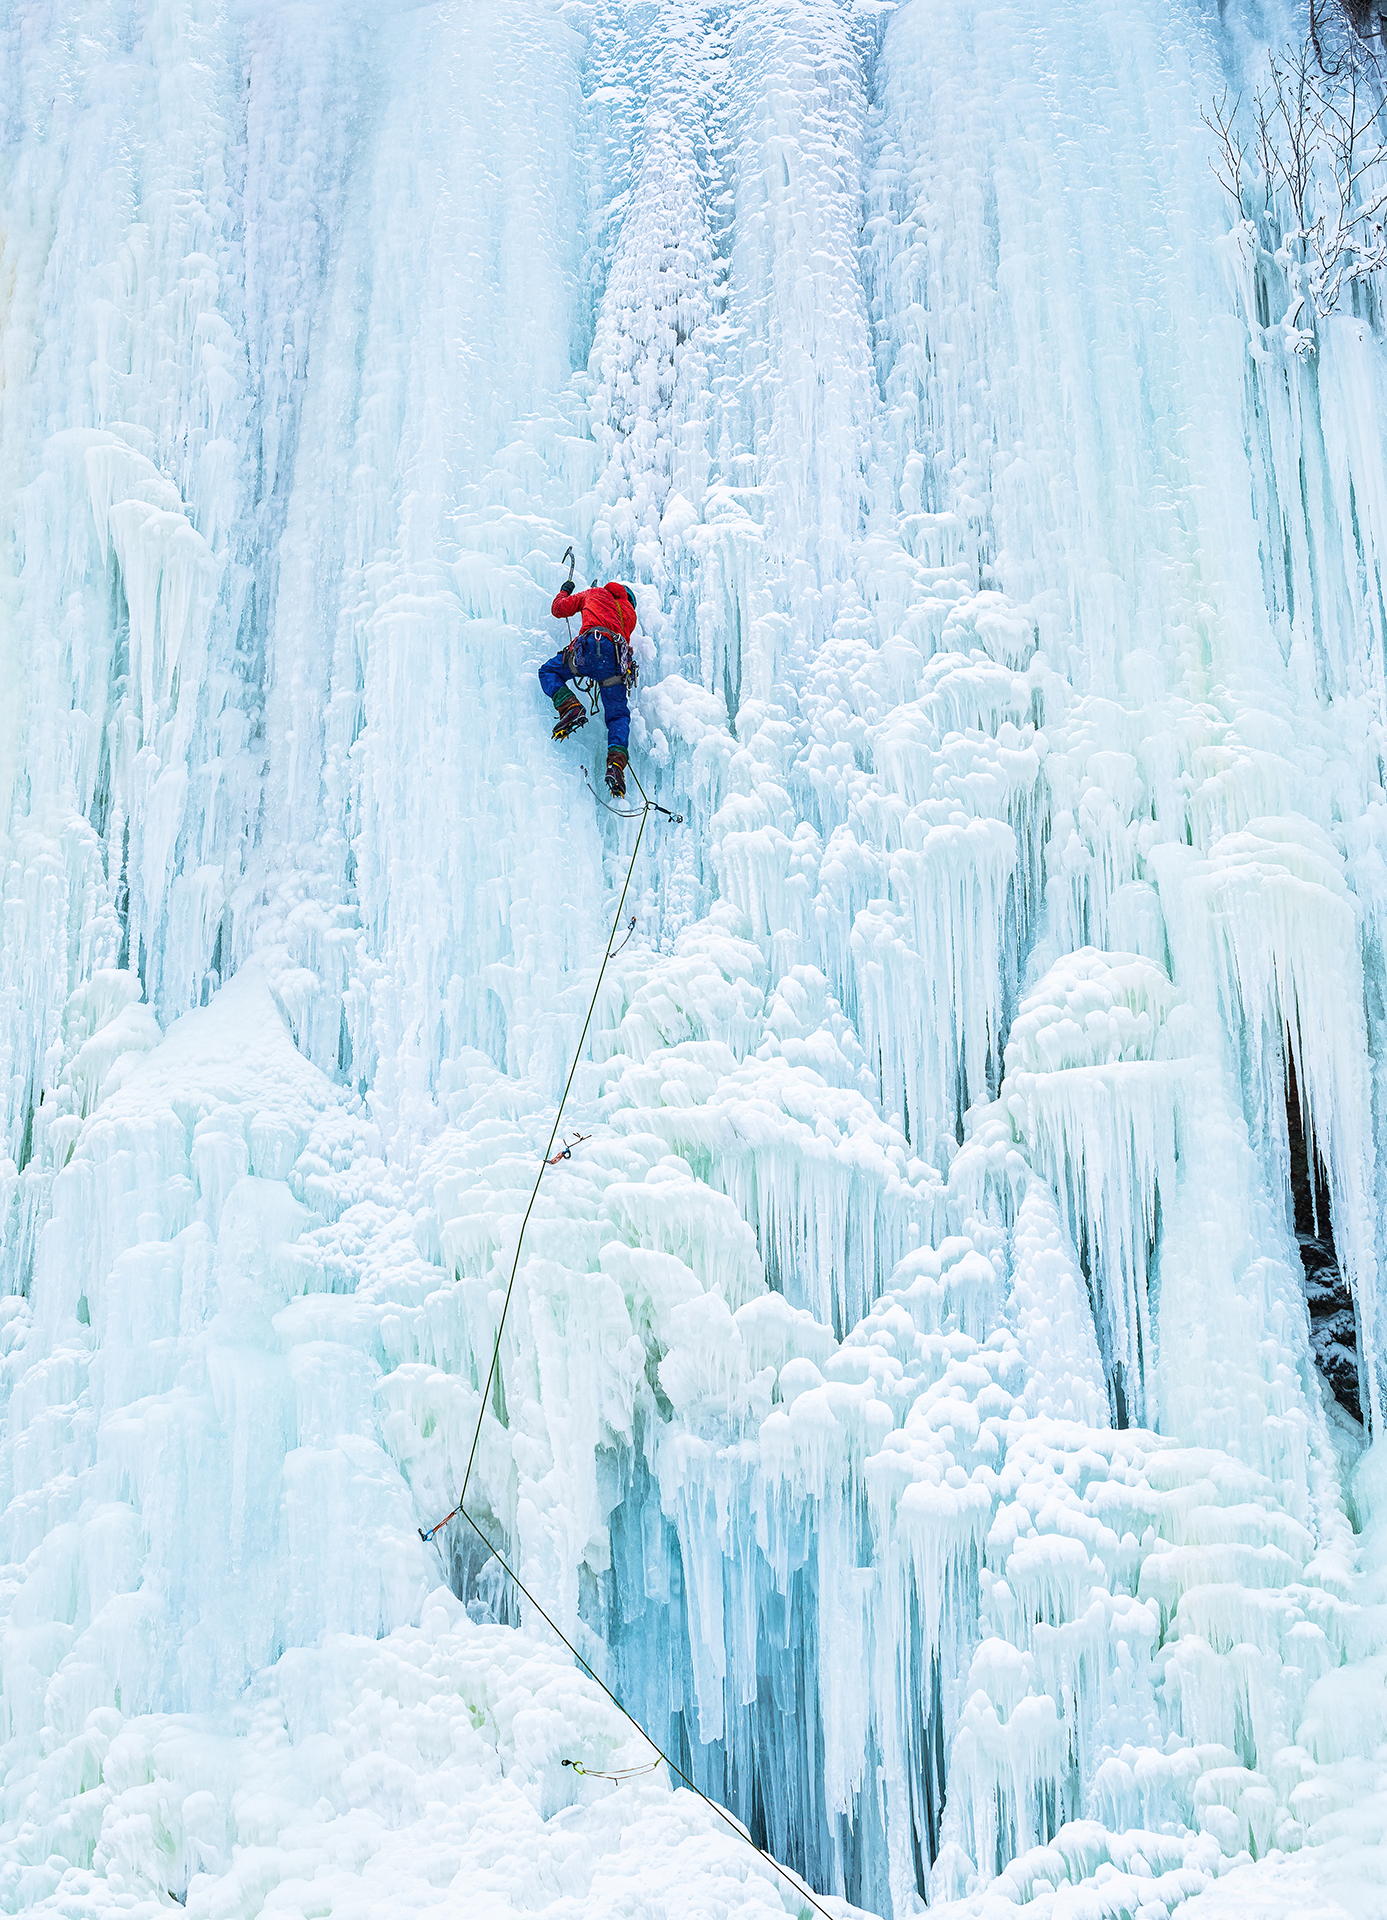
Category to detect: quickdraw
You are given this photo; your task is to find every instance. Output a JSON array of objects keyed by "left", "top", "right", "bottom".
[
  {"left": 629, "top": 763, "right": 683, "bottom": 822},
  {"left": 418, "top": 1501, "right": 459, "bottom": 1545},
  {"left": 544, "top": 1131, "right": 589, "bottom": 1167},
  {"left": 561, "top": 1757, "right": 663, "bottom": 1782}
]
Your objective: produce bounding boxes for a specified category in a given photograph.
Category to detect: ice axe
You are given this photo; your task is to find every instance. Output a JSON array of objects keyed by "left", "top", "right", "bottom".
[{"left": 560, "top": 545, "right": 576, "bottom": 638}]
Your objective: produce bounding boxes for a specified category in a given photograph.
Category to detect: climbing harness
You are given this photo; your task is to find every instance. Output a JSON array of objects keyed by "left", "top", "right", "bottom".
[
  {"left": 414, "top": 761, "right": 833, "bottom": 1920},
  {"left": 544, "top": 1131, "right": 589, "bottom": 1167},
  {"left": 561, "top": 1756, "right": 663, "bottom": 1782},
  {"left": 565, "top": 629, "right": 638, "bottom": 712}
]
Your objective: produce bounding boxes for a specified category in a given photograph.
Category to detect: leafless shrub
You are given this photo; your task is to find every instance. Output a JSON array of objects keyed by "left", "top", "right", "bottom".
[
  {"left": 1200, "top": 85, "right": 1247, "bottom": 208},
  {"left": 1202, "top": 8, "right": 1387, "bottom": 337},
  {"left": 1266, "top": 42, "right": 1320, "bottom": 231}
]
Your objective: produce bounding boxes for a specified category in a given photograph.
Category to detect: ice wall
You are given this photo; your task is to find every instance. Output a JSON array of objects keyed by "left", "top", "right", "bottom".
[{"left": 4, "top": 0, "right": 1387, "bottom": 1917}]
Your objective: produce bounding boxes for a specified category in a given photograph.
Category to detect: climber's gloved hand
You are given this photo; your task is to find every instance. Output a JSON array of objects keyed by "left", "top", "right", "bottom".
[{"left": 560, "top": 578, "right": 575, "bottom": 596}]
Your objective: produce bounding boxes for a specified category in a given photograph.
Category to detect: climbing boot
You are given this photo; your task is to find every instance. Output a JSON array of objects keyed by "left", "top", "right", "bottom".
[
  {"left": 552, "top": 692, "right": 587, "bottom": 742},
  {"left": 606, "top": 747, "right": 628, "bottom": 798}
]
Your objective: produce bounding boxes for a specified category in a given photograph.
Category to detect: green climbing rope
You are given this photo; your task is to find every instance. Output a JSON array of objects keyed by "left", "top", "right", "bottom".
[
  {"left": 459, "top": 1508, "right": 835, "bottom": 1920},
  {"left": 419, "top": 794, "right": 651, "bottom": 1545},
  {"left": 417, "top": 788, "right": 835, "bottom": 1920}
]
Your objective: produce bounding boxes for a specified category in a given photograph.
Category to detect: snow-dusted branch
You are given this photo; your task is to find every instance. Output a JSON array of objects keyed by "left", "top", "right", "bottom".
[
  {"left": 1203, "top": 18, "right": 1387, "bottom": 345},
  {"left": 1307, "top": 57, "right": 1387, "bottom": 310}
]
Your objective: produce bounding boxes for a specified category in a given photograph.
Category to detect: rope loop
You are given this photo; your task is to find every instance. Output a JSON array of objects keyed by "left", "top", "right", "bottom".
[{"left": 581, "top": 765, "right": 643, "bottom": 817}]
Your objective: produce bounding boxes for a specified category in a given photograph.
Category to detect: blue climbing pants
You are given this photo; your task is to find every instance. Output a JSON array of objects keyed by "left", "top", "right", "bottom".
[{"left": 538, "top": 632, "right": 630, "bottom": 753}]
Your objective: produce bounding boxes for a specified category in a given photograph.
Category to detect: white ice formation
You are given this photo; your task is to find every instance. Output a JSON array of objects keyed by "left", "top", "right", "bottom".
[{"left": 4, "top": 0, "right": 1387, "bottom": 1916}]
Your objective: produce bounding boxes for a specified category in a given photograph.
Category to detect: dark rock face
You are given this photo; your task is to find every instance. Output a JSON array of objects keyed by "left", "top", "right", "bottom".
[
  {"left": 1287, "top": 1066, "right": 1362, "bottom": 1424},
  {"left": 1300, "top": 1231, "right": 1362, "bottom": 1424}
]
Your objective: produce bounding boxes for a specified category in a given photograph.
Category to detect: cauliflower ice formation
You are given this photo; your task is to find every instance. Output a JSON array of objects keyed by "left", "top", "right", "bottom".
[{"left": 4, "top": 0, "right": 1387, "bottom": 1917}]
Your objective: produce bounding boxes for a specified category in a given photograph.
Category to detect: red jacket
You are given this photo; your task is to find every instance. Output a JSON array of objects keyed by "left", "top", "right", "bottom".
[{"left": 551, "top": 582, "right": 637, "bottom": 640}]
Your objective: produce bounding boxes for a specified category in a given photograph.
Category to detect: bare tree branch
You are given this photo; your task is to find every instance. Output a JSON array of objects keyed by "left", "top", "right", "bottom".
[
  {"left": 1206, "top": 17, "right": 1387, "bottom": 334},
  {"left": 1253, "top": 89, "right": 1279, "bottom": 210},
  {"left": 1268, "top": 45, "right": 1317, "bottom": 230},
  {"left": 1201, "top": 85, "right": 1247, "bottom": 212}
]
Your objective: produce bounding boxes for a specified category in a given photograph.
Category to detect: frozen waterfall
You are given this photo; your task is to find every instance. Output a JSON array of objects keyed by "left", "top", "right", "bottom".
[{"left": 4, "top": 0, "right": 1387, "bottom": 1915}]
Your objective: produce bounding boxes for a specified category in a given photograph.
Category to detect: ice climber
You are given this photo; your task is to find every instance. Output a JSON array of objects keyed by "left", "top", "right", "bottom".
[{"left": 540, "top": 574, "right": 639, "bottom": 797}]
